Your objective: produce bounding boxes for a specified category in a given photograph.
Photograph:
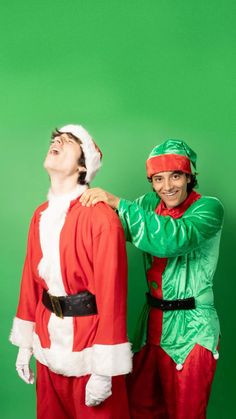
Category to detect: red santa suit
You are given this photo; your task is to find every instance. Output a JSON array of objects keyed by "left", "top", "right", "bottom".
[{"left": 10, "top": 185, "right": 132, "bottom": 418}]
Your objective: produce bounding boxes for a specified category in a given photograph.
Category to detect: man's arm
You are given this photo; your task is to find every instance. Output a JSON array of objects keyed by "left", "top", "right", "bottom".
[
  {"left": 10, "top": 211, "right": 40, "bottom": 348},
  {"left": 10, "top": 211, "right": 41, "bottom": 385},
  {"left": 118, "top": 196, "right": 224, "bottom": 257},
  {"left": 85, "top": 204, "right": 132, "bottom": 406},
  {"left": 90, "top": 204, "right": 132, "bottom": 376},
  {"left": 79, "top": 188, "right": 224, "bottom": 257}
]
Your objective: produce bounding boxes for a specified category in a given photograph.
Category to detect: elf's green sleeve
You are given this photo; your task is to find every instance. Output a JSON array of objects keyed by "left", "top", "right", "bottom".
[{"left": 118, "top": 194, "right": 224, "bottom": 258}]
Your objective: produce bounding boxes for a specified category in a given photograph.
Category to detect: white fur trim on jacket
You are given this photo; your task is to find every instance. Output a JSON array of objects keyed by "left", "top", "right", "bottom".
[
  {"left": 10, "top": 317, "right": 35, "bottom": 348},
  {"left": 33, "top": 332, "right": 132, "bottom": 377},
  {"left": 38, "top": 186, "right": 88, "bottom": 296},
  {"left": 59, "top": 124, "right": 102, "bottom": 183},
  {"left": 92, "top": 343, "right": 133, "bottom": 376}
]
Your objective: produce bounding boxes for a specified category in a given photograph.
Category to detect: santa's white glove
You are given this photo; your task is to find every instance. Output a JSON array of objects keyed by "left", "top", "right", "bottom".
[
  {"left": 85, "top": 374, "right": 112, "bottom": 407},
  {"left": 16, "top": 348, "right": 34, "bottom": 384}
]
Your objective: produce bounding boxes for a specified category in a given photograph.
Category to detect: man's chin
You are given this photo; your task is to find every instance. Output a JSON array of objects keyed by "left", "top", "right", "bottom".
[
  {"left": 44, "top": 155, "right": 57, "bottom": 169},
  {"left": 162, "top": 196, "right": 180, "bottom": 208}
]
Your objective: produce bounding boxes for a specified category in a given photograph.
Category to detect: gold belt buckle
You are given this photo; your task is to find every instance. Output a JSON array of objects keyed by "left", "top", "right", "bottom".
[{"left": 49, "top": 294, "right": 64, "bottom": 319}]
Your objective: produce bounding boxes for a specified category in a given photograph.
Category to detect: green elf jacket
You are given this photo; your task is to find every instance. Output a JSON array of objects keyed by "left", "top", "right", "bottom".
[{"left": 118, "top": 190, "right": 224, "bottom": 366}]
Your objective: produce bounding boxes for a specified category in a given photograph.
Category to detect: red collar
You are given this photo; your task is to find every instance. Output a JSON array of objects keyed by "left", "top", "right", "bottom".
[{"left": 156, "top": 190, "right": 201, "bottom": 218}]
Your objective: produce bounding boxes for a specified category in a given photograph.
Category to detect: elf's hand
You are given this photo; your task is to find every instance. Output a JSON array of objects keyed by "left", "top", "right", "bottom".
[{"left": 80, "top": 188, "right": 120, "bottom": 209}]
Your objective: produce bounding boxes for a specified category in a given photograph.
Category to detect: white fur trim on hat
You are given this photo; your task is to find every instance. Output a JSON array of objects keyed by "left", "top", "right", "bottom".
[{"left": 59, "top": 124, "right": 102, "bottom": 183}]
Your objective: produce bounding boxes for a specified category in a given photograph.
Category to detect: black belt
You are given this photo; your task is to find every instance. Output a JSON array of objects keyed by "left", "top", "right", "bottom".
[
  {"left": 42, "top": 289, "right": 97, "bottom": 318},
  {"left": 146, "top": 292, "right": 196, "bottom": 311}
]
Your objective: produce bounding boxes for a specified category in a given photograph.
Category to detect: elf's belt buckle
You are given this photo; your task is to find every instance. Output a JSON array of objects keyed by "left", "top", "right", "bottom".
[{"left": 48, "top": 294, "right": 64, "bottom": 319}]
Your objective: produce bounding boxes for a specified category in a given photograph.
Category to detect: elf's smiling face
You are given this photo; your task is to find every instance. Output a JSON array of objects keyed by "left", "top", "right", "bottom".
[{"left": 152, "top": 171, "right": 190, "bottom": 208}]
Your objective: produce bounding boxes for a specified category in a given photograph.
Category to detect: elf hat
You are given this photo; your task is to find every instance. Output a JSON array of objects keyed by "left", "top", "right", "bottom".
[
  {"left": 146, "top": 139, "right": 197, "bottom": 178},
  {"left": 59, "top": 124, "right": 102, "bottom": 183}
]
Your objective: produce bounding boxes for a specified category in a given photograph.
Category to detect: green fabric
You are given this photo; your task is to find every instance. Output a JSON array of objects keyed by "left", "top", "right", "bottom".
[
  {"left": 118, "top": 192, "right": 224, "bottom": 364},
  {"left": 148, "top": 139, "right": 197, "bottom": 169},
  {"left": 132, "top": 303, "right": 150, "bottom": 353}
]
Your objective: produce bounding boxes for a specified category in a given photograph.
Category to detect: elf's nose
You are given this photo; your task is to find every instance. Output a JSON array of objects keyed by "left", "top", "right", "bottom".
[{"left": 163, "top": 178, "right": 173, "bottom": 191}]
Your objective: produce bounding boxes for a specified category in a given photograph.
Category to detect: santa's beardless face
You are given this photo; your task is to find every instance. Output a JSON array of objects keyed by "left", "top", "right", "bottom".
[{"left": 44, "top": 133, "right": 86, "bottom": 178}]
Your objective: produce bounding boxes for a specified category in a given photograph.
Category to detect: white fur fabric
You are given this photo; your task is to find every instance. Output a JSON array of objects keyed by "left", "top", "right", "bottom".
[
  {"left": 10, "top": 317, "right": 35, "bottom": 348},
  {"left": 33, "top": 333, "right": 132, "bottom": 377},
  {"left": 92, "top": 343, "right": 133, "bottom": 376},
  {"left": 38, "top": 184, "right": 87, "bottom": 295}
]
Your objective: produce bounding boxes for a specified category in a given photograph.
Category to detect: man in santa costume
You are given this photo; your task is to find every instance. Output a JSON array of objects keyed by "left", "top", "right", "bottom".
[
  {"left": 10, "top": 124, "right": 132, "bottom": 419},
  {"left": 80, "top": 139, "right": 224, "bottom": 418}
]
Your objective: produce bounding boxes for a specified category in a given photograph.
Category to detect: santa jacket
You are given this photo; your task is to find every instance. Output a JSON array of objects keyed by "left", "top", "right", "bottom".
[
  {"left": 10, "top": 186, "right": 132, "bottom": 377},
  {"left": 118, "top": 190, "right": 224, "bottom": 366}
]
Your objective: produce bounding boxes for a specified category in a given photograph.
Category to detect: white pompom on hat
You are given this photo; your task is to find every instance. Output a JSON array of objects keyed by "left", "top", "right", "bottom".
[{"left": 59, "top": 124, "right": 102, "bottom": 183}]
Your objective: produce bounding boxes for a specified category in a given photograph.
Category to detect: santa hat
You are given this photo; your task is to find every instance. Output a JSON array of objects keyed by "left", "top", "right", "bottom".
[
  {"left": 59, "top": 124, "right": 102, "bottom": 183},
  {"left": 146, "top": 139, "right": 197, "bottom": 178}
]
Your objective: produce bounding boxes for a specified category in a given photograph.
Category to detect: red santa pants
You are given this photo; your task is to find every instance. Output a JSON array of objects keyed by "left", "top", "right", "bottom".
[
  {"left": 36, "top": 362, "right": 130, "bottom": 419},
  {"left": 127, "top": 343, "right": 217, "bottom": 419}
]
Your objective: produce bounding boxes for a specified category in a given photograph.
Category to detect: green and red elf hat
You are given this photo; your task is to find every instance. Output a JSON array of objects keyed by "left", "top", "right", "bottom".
[{"left": 146, "top": 139, "right": 197, "bottom": 178}]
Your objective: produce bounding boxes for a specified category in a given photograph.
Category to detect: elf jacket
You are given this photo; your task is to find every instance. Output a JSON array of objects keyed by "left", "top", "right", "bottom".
[{"left": 118, "top": 190, "right": 224, "bottom": 366}]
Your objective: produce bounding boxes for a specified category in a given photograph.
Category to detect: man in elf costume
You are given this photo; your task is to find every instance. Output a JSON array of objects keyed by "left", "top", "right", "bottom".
[
  {"left": 80, "top": 139, "right": 224, "bottom": 418},
  {"left": 10, "top": 124, "right": 132, "bottom": 419}
]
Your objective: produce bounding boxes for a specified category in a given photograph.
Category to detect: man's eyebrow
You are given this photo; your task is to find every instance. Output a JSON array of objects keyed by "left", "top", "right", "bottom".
[{"left": 66, "top": 133, "right": 76, "bottom": 140}]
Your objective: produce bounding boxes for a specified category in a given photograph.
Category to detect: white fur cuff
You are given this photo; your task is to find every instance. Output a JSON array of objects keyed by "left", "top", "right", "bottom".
[
  {"left": 92, "top": 343, "right": 133, "bottom": 376},
  {"left": 9, "top": 317, "right": 35, "bottom": 348}
]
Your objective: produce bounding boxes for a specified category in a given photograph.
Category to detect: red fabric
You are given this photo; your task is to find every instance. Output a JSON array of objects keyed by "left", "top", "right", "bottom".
[
  {"left": 146, "top": 257, "right": 167, "bottom": 345},
  {"left": 16, "top": 198, "right": 128, "bottom": 353},
  {"left": 155, "top": 190, "right": 201, "bottom": 218},
  {"left": 146, "top": 154, "right": 192, "bottom": 178},
  {"left": 127, "top": 344, "right": 217, "bottom": 419},
  {"left": 36, "top": 362, "right": 130, "bottom": 419}
]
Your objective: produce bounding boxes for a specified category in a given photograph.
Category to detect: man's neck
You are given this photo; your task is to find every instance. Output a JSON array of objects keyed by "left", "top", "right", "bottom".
[{"left": 49, "top": 174, "right": 79, "bottom": 196}]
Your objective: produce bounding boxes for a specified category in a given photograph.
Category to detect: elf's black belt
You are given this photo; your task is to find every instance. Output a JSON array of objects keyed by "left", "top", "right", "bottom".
[
  {"left": 146, "top": 292, "right": 196, "bottom": 311},
  {"left": 42, "top": 289, "right": 97, "bottom": 318}
]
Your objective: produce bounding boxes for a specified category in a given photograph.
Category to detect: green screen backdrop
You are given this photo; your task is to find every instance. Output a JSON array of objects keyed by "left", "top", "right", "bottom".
[{"left": 1, "top": 1, "right": 236, "bottom": 418}]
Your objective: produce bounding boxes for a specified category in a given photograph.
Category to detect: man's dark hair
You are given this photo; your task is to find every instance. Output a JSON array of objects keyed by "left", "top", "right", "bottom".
[
  {"left": 51, "top": 129, "right": 87, "bottom": 185},
  {"left": 187, "top": 173, "right": 198, "bottom": 192},
  {"left": 148, "top": 170, "right": 198, "bottom": 193}
]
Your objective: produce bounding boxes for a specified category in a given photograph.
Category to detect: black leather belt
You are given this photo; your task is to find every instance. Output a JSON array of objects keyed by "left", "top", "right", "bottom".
[
  {"left": 42, "top": 289, "right": 97, "bottom": 318},
  {"left": 146, "top": 292, "right": 196, "bottom": 311}
]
